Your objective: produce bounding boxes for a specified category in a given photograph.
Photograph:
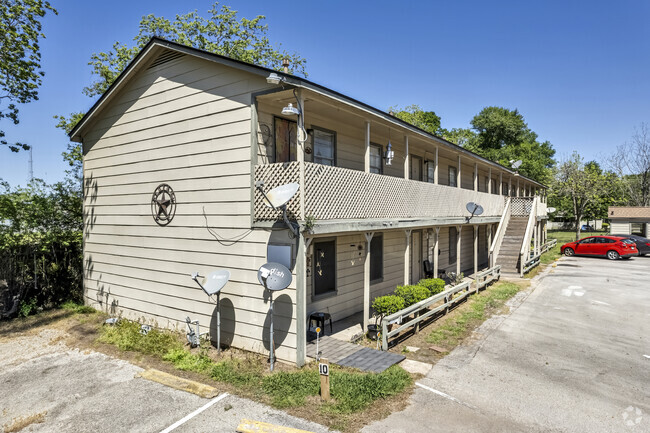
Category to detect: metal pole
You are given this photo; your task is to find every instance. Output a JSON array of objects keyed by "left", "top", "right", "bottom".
[
  {"left": 216, "top": 293, "right": 221, "bottom": 353},
  {"left": 269, "top": 290, "right": 275, "bottom": 371}
]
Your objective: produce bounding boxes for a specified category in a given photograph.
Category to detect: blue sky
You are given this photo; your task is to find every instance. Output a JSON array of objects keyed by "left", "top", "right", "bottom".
[{"left": 2, "top": 0, "right": 649, "bottom": 186}]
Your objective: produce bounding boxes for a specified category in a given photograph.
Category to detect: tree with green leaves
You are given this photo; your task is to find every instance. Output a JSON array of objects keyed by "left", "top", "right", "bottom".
[
  {"left": 56, "top": 1, "right": 306, "bottom": 171},
  {"left": 390, "top": 105, "right": 443, "bottom": 136},
  {"left": 552, "top": 153, "right": 613, "bottom": 241},
  {"left": 462, "top": 106, "right": 556, "bottom": 185},
  {"left": 0, "top": 0, "right": 56, "bottom": 152}
]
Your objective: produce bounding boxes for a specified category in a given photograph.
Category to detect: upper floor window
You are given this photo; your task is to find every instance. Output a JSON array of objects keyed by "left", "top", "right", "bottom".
[
  {"left": 426, "top": 160, "right": 435, "bottom": 183},
  {"left": 369, "top": 144, "right": 382, "bottom": 174},
  {"left": 448, "top": 166, "right": 458, "bottom": 187},
  {"left": 313, "top": 128, "right": 335, "bottom": 166},
  {"left": 274, "top": 117, "right": 297, "bottom": 163}
]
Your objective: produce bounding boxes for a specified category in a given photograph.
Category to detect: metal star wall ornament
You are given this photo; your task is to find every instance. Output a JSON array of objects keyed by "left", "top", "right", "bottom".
[{"left": 151, "top": 183, "right": 176, "bottom": 226}]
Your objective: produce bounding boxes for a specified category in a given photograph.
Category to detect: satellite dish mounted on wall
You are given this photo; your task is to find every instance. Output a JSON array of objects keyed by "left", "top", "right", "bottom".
[
  {"left": 510, "top": 159, "right": 523, "bottom": 171},
  {"left": 465, "top": 202, "right": 484, "bottom": 223},
  {"left": 256, "top": 182, "right": 300, "bottom": 236},
  {"left": 190, "top": 269, "right": 231, "bottom": 352},
  {"left": 258, "top": 262, "right": 292, "bottom": 371}
]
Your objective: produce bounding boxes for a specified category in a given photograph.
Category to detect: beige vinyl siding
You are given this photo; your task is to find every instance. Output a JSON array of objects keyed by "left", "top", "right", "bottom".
[
  {"left": 82, "top": 52, "right": 300, "bottom": 362},
  {"left": 306, "top": 231, "right": 405, "bottom": 321},
  {"left": 461, "top": 162, "right": 474, "bottom": 190}
]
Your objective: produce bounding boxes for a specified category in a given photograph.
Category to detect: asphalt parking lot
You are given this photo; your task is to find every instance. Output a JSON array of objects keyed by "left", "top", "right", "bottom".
[
  {"left": 364, "top": 255, "right": 650, "bottom": 432},
  {"left": 0, "top": 331, "right": 331, "bottom": 433}
]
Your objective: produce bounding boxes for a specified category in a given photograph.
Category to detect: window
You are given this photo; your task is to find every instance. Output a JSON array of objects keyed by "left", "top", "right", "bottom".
[
  {"left": 426, "top": 160, "right": 435, "bottom": 183},
  {"left": 313, "top": 128, "right": 335, "bottom": 166},
  {"left": 448, "top": 166, "right": 457, "bottom": 187},
  {"left": 370, "top": 234, "right": 383, "bottom": 282},
  {"left": 274, "top": 117, "right": 297, "bottom": 163},
  {"left": 369, "top": 144, "right": 382, "bottom": 174},
  {"left": 313, "top": 239, "right": 336, "bottom": 297},
  {"left": 449, "top": 227, "right": 457, "bottom": 263}
]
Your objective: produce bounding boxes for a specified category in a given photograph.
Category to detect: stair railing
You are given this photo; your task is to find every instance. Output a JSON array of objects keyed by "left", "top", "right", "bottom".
[
  {"left": 519, "top": 196, "right": 538, "bottom": 276},
  {"left": 489, "top": 197, "right": 511, "bottom": 267}
]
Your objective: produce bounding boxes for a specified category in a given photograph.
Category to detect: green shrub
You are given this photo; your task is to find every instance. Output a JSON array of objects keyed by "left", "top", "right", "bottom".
[
  {"left": 371, "top": 295, "right": 405, "bottom": 321},
  {"left": 99, "top": 319, "right": 183, "bottom": 356},
  {"left": 163, "top": 349, "right": 214, "bottom": 373},
  {"left": 417, "top": 278, "right": 446, "bottom": 295},
  {"left": 394, "top": 285, "right": 431, "bottom": 307}
]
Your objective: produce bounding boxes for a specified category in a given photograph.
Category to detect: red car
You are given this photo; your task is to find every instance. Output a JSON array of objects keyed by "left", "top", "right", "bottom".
[{"left": 561, "top": 236, "right": 638, "bottom": 260}]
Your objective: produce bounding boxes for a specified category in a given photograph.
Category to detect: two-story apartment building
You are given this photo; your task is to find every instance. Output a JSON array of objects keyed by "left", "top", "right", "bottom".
[{"left": 70, "top": 38, "right": 547, "bottom": 365}]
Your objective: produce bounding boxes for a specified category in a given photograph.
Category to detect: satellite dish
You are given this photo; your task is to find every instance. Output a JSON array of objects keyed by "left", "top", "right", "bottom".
[
  {"left": 257, "top": 262, "right": 292, "bottom": 291},
  {"left": 466, "top": 202, "right": 484, "bottom": 216},
  {"left": 265, "top": 183, "right": 299, "bottom": 209},
  {"left": 547, "top": 207, "right": 556, "bottom": 213},
  {"left": 510, "top": 160, "right": 523, "bottom": 169},
  {"left": 199, "top": 270, "right": 230, "bottom": 296}
]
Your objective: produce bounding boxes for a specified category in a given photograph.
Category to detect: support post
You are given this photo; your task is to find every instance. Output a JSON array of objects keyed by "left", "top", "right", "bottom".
[
  {"left": 295, "top": 234, "right": 308, "bottom": 367},
  {"left": 474, "top": 163, "right": 478, "bottom": 191},
  {"left": 433, "top": 227, "right": 440, "bottom": 279},
  {"left": 297, "top": 89, "right": 306, "bottom": 220},
  {"left": 499, "top": 172, "right": 503, "bottom": 195},
  {"left": 487, "top": 223, "right": 493, "bottom": 267},
  {"left": 434, "top": 146, "right": 439, "bottom": 184},
  {"left": 488, "top": 167, "right": 492, "bottom": 194},
  {"left": 457, "top": 156, "right": 462, "bottom": 188},
  {"left": 473, "top": 225, "right": 479, "bottom": 291},
  {"left": 319, "top": 358, "right": 330, "bottom": 401},
  {"left": 363, "top": 232, "right": 374, "bottom": 329},
  {"left": 404, "top": 135, "right": 409, "bottom": 179},
  {"left": 404, "top": 229, "right": 412, "bottom": 285},
  {"left": 456, "top": 225, "right": 462, "bottom": 277},
  {"left": 364, "top": 121, "right": 370, "bottom": 173}
]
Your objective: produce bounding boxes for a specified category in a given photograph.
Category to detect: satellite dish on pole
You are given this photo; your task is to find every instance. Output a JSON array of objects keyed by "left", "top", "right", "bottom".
[
  {"left": 258, "top": 262, "right": 292, "bottom": 371},
  {"left": 190, "top": 269, "right": 231, "bottom": 352},
  {"left": 256, "top": 182, "right": 300, "bottom": 236},
  {"left": 547, "top": 207, "right": 556, "bottom": 213},
  {"left": 510, "top": 160, "right": 523, "bottom": 170},
  {"left": 465, "top": 202, "right": 484, "bottom": 223}
]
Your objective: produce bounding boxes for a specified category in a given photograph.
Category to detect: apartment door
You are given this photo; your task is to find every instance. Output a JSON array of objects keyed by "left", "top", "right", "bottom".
[
  {"left": 411, "top": 231, "right": 422, "bottom": 283},
  {"left": 410, "top": 155, "right": 423, "bottom": 181}
]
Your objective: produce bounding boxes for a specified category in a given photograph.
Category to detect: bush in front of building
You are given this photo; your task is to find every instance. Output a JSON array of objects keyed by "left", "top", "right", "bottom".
[
  {"left": 417, "top": 278, "right": 446, "bottom": 295},
  {"left": 371, "top": 295, "right": 405, "bottom": 323},
  {"left": 394, "top": 284, "right": 431, "bottom": 307}
]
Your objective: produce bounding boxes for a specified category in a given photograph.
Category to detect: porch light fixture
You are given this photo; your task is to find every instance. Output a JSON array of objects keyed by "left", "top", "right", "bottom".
[
  {"left": 281, "top": 103, "right": 300, "bottom": 116},
  {"left": 266, "top": 72, "right": 283, "bottom": 85},
  {"left": 384, "top": 142, "right": 394, "bottom": 166}
]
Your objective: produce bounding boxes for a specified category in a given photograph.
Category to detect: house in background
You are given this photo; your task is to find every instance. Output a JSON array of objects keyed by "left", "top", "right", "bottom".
[
  {"left": 69, "top": 38, "right": 548, "bottom": 365},
  {"left": 608, "top": 207, "right": 650, "bottom": 236}
]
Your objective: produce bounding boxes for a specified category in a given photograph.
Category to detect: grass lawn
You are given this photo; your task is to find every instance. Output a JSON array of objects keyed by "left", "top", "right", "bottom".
[{"left": 1, "top": 306, "right": 413, "bottom": 433}]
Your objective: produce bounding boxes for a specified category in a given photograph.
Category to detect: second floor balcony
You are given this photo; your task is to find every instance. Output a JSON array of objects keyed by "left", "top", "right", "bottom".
[{"left": 253, "top": 162, "right": 539, "bottom": 232}]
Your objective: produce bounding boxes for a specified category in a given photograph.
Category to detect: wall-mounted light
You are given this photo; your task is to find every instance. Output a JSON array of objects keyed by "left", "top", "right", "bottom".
[
  {"left": 266, "top": 73, "right": 283, "bottom": 85},
  {"left": 281, "top": 103, "right": 300, "bottom": 116},
  {"left": 384, "top": 142, "right": 394, "bottom": 166}
]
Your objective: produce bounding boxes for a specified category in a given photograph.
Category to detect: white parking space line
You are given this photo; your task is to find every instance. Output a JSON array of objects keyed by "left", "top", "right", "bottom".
[
  {"left": 591, "top": 300, "right": 611, "bottom": 306},
  {"left": 159, "top": 393, "right": 229, "bottom": 433},
  {"left": 415, "top": 382, "right": 477, "bottom": 409}
]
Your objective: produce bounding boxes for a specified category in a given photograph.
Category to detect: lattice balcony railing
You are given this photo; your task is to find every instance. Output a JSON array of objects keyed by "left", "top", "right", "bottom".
[{"left": 254, "top": 162, "right": 508, "bottom": 222}]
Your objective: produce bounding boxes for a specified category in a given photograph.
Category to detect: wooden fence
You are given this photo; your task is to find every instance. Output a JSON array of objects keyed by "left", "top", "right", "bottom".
[{"left": 381, "top": 265, "right": 501, "bottom": 351}]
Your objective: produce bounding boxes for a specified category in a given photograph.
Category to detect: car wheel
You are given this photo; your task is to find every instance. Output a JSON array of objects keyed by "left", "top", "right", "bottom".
[
  {"left": 564, "top": 248, "right": 574, "bottom": 257},
  {"left": 607, "top": 250, "right": 620, "bottom": 260}
]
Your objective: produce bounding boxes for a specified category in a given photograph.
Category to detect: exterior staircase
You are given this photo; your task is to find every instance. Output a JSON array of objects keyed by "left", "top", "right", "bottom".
[{"left": 496, "top": 216, "right": 529, "bottom": 276}]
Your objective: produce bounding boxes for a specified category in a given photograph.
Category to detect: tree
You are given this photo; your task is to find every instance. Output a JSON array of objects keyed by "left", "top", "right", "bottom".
[
  {"left": 552, "top": 153, "right": 611, "bottom": 241},
  {"left": 57, "top": 2, "right": 306, "bottom": 168},
  {"left": 442, "top": 127, "right": 476, "bottom": 147},
  {"left": 463, "top": 106, "right": 556, "bottom": 185},
  {"left": 0, "top": 0, "right": 56, "bottom": 152},
  {"left": 609, "top": 123, "right": 650, "bottom": 206},
  {"left": 390, "top": 105, "right": 443, "bottom": 136}
]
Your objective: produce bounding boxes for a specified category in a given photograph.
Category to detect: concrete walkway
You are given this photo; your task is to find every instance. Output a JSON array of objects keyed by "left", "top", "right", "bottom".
[
  {"left": 307, "top": 336, "right": 405, "bottom": 373},
  {"left": 362, "top": 256, "right": 650, "bottom": 432}
]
